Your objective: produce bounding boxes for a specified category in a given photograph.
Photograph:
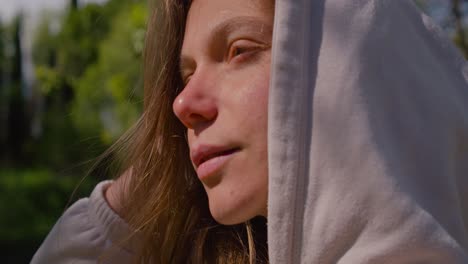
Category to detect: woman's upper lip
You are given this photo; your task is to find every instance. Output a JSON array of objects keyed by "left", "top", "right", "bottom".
[{"left": 191, "top": 144, "right": 239, "bottom": 168}]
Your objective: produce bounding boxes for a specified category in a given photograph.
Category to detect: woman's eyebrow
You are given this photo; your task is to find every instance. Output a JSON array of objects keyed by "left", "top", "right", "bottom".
[{"left": 209, "top": 16, "right": 272, "bottom": 40}]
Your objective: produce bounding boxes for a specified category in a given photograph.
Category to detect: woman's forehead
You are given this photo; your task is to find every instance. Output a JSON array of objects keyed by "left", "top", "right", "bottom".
[
  {"left": 186, "top": 0, "right": 273, "bottom": 24},
  {"left": 183, "top": 0, "right": 273, "bottom": 41}
]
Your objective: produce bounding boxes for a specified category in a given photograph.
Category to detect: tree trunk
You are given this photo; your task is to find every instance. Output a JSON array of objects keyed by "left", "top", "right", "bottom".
[
  {"left": 452, "top": 0, "right": 468, "bottom": 58},
  {"left": 71, "top": 0, "right": 78, "bottom": 11}
]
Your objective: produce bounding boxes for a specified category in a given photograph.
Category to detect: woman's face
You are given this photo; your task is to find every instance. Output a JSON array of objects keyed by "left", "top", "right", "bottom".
[{"left": 173, "top": 0, "right": 273, "bottom": 225}]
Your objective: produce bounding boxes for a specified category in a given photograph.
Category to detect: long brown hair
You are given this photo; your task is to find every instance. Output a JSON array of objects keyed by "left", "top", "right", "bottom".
[{"left": 99, "top": 0, "right": 269, "bottom": 263}]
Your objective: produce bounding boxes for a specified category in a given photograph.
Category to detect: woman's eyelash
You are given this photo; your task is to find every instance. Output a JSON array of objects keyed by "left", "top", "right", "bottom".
[
  {"left": 227, "top": 42, "right": 262, "bottom": 62},
  {"left": 182, "top": 75, "right": 191, "bottom": 86},
  {"left": 231, "top": 46, "right": 250, "bottom": 56},
  {"left": 180, "top": 67, "right": 194, "bottom": 86}
]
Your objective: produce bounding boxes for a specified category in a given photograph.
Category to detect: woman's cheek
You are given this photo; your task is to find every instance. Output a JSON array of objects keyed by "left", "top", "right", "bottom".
[{"left": 245, "top": 62, "right": 270, "bottom": 117}]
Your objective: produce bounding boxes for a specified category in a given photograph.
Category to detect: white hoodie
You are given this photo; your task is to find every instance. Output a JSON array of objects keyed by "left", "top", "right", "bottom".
[
  {"left": 268, "top": 0, "right": 468, "bottom": 263},
  {"left": 32, "top": 0, "right": 468, "bottom": 263}
]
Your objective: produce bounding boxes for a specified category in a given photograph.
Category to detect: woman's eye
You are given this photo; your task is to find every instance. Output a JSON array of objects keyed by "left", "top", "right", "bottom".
[
  {"left": 227, "top": 40, "right": 263, "bottom": 62},
  {"left": 180, "top": 69, "right": 192, "bottom": 86},
  {"left": 183, "top": 75, "right": 192, "bottom": 86},
  {"left": 232, "top": 46, "right": 248, "bottom": 57},
  {"left": 229, "top": 45, "right": 253, "bottom": 60}
]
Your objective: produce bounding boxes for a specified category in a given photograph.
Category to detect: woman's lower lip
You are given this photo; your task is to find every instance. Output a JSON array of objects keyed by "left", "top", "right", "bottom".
[{"left": 196, "top": 150, "right": 238, "bottom": 181}]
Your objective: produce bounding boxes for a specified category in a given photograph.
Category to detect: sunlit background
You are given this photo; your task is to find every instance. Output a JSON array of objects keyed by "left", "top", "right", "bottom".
[{"left": 0, "top": 0, "right": 467, "bottom": 263}]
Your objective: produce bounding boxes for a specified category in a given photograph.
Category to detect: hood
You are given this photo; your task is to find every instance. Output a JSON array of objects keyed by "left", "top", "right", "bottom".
[{"left": 267, "top": 0, "right": 468, "bottom": 263}]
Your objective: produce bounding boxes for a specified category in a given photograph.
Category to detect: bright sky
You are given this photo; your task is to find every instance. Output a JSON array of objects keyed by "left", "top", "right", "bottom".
[{"left": 0, "top": 0, "right": 107, "bottom": 22}]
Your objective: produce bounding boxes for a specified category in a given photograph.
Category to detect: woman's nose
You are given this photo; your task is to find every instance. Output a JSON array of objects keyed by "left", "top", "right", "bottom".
[{"left": 172, "top": 78, "right": 218, "bottom": 130}]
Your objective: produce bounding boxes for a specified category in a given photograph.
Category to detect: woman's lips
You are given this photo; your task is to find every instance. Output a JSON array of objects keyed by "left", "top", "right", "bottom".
[{"left": 195, "top": 148, "right": 239, "bottom": 181}]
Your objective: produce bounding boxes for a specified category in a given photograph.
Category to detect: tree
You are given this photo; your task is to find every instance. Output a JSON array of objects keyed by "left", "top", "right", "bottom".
[
  {"left": 31, "top": 15, "right": 82, "bottom": 168},
  {"left": 31, "top": 0, "right": 145, "bottom": 167},
  {"left": 0, "top": 22, "right": 7, "bottom": 159},
  {"left": 72, "top": 2, "right": 146, "bottom": 144},
  {"left": 71, "top": 0, "right": 79, "bottom": 11},
  {"left": 5, "top": 15, "right": 31, "bottom": 165}
]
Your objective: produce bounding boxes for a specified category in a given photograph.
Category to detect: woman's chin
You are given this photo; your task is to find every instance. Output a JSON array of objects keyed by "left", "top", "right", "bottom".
[
  {"left": 208, "top": 200, "right": 254, "bottom": 225},
  {"left": 203, "top": 168, "right": 268, "bottom": 225},
  {"left": 207, "top": 195, "right": 266, "bottom": 225}
]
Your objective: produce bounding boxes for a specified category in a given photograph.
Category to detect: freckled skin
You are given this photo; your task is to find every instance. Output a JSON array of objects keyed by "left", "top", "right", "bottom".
[{"left": 173, "top": 0, "right": 273, "bottom": 225}]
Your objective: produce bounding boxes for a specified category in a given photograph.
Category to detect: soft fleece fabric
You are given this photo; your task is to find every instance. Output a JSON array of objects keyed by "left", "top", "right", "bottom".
[
  {"left": 268, "top": 0, "right": 468, "bottom": 263},
  {"left": 32, "top": 0, "right": 468, "bottom": 263}
]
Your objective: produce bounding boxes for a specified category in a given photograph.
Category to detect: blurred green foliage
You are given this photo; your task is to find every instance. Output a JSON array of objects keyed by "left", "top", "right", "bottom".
[
  {"left": 1, "top": 0, "right": 145, "bottom": 262},
  {"left": 0, "top": 169, "right": 97, "bottom": 242},
  {"left": 31, "top": 0, "right": 145, "bottom": 168},
  {"left": 72, "top": 3, "right": 146, "bottom": 144}
]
